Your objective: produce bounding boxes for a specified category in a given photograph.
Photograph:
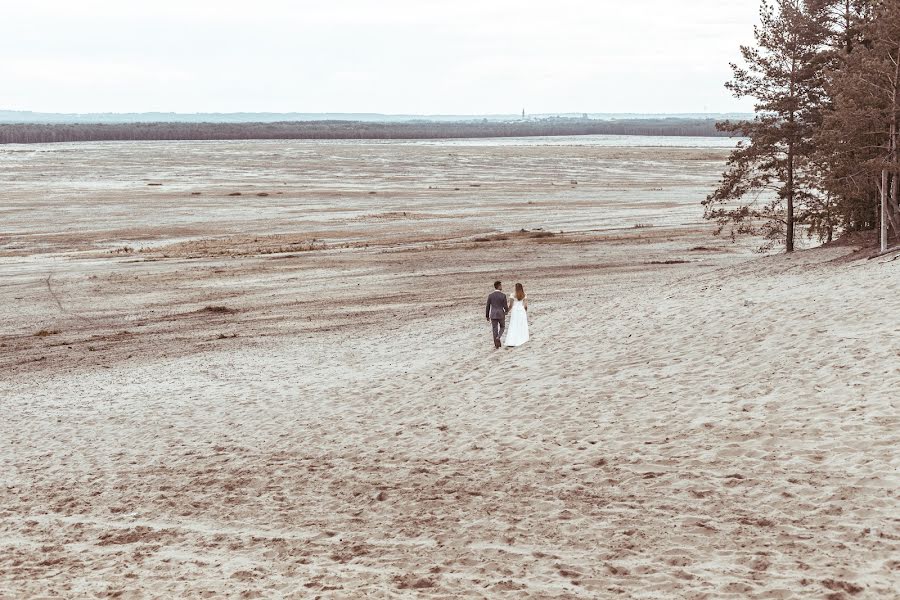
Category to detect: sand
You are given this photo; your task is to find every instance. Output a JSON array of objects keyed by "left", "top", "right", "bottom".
[{"left": 1, "top": 138, "right": 897, "bottom": 598}]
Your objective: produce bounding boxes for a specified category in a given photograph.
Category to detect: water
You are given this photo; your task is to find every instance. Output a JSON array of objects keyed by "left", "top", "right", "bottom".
[{"left": 388, "top": 134, "right": 743, "bottom": 149}]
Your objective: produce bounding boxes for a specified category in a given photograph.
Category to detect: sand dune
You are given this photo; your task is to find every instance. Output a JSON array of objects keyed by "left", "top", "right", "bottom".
[
  {"left": 1, "top": 140, "right": 897, "bottom": 598},
  {"left": 2, "top": 247, "right": 897, "bottom": 598}
]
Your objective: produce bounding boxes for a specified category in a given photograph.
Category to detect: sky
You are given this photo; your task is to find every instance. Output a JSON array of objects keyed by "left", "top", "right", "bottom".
[{"left": 1, "top": 0, "right": 761, "bottom": 115}]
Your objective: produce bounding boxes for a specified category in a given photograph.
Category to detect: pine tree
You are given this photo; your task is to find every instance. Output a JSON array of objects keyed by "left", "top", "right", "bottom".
[
  {"left": 819, "top": 0, "right": 900, "bottom": 242},
  {"left": 704, "top": 0, "right": 828, "bottom": 252},
  {"left": 807, "top": 0, "right": 877, "bottom": 237}
]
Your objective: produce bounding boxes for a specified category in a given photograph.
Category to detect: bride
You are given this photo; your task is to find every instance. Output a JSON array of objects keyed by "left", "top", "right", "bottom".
[{"left": 504, "top": 283, "right": 529, "bottom": 347}]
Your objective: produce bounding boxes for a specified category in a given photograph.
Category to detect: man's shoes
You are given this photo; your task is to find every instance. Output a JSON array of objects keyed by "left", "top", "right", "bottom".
[{"left": 494, "top": 338, "right": 501, "bottom": 349}]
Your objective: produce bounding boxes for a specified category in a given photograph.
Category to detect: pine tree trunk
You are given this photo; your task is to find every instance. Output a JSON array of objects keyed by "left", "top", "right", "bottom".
[
  {"left": 890, "top": 43, "right": 899, "bottom": 247},
  {"left": 844, "top": 0, "right": 852, "bottom": 53},
  {"left": 882, "top": 170, "right": 889, "bottom": 252},
  {"left": 787, "top": 141, "right": 795, "bottom": 252},
  {"left": 893, "top": 171, "right": 898, "bottom": 244},
  {"left": 786, "top": 51, "right": 797, "bottom": 254}
]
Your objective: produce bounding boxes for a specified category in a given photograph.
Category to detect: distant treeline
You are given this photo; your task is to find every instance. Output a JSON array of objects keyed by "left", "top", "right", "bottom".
[{"left": 0, "top": 118, "right": 729, "bottom": 144}]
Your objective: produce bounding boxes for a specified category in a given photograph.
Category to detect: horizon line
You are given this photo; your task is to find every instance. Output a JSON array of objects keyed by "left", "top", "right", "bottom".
[{"left": 0, "top": 109, "right": 752, "bottom": 117}]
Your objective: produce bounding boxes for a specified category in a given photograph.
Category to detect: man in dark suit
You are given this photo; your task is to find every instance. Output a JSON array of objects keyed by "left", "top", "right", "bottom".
[{"left": 485, "top": 280, "right": 509, "bottom": 349}]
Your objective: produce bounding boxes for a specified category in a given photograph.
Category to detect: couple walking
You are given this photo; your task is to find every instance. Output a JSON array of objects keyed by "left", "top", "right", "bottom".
[{"left": 485, "top": 281, "right": 529, "bottom": 349}]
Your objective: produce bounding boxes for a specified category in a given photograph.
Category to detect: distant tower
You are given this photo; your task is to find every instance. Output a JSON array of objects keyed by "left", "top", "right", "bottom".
[{"left": 522, "top": 108, "right": 525, "bottom": 119}]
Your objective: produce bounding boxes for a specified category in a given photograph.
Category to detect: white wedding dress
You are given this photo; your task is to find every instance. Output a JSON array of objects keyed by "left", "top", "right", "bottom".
[{"left": 504, "top": 296, "right": 529, "bottom": 347}]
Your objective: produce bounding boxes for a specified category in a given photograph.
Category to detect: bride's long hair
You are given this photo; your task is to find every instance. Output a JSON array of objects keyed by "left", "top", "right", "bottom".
[{"left": 515, "top": 283, "right": 525, "bottom": 301}]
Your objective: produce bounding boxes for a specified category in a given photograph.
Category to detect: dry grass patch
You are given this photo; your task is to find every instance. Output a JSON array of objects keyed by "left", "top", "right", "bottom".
[
  {"left": 199, "top": 306, "right": 238, "bottom": 315},
  {"left": 34, "top": 329, "right": 61, "bottom": 337}
]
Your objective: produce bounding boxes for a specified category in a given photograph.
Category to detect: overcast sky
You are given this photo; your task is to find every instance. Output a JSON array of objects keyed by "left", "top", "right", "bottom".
[{"left": 1, "top": 0, "right": 761, "bottom": 115}]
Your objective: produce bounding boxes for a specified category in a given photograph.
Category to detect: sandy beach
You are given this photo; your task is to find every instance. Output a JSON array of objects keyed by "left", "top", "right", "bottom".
[{"left": 1, "top": 138, "right": 897, "bottom": 598}]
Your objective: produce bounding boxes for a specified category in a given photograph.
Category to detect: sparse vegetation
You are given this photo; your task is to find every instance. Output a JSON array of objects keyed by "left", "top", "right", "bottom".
[{"left": 201, "top": 306, "right": 237, "bottom": 314}]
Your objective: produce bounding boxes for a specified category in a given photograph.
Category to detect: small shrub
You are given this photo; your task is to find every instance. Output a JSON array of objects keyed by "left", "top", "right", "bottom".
[{"left": 202, "top": 306, "right": 237, "bottom": 314}]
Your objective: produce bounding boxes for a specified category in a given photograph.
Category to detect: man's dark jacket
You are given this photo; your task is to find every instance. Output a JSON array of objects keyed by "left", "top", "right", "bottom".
[{"left": 486, "top": 290, "right": 508, "bottom": 320}]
